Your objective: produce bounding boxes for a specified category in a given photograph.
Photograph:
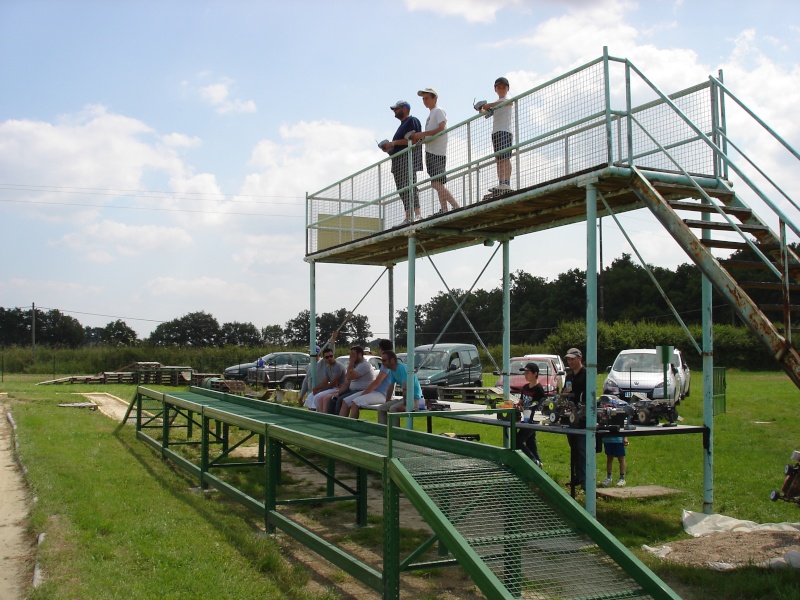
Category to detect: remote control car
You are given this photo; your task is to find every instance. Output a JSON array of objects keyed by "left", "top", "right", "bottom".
[
  {"left": 628, "top": 392, "right": 678, "bottom": 425},
  {"left": 540, "top": 394, "right": 630, "bottom": 429},
  {"left": 770, "top": 450, "right": 800, "bottom": 506}
]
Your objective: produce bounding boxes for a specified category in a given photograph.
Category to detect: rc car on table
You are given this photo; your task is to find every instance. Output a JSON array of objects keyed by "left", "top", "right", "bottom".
[
  {"left": 628, "top": 391, "right": 679, "bottom": 425},
  {"left": 540, "top": 394, "right": 631, "bottom": 429},
  {"left": 769, "top": 450, "right": 800, "bottom": 506}
]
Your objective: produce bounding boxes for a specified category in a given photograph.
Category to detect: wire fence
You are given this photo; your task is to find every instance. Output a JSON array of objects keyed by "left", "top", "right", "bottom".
[{"left": 307, "top": 54, "right": 719, "bottom": 254}]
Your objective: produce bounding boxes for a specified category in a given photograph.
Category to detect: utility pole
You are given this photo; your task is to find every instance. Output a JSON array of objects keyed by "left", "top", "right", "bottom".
[
  {"left": 31, "top": 302, "right": 36, "bottom": 358},
  {"left": 598, "top": 218, "right": 605, "bottom": 321}
]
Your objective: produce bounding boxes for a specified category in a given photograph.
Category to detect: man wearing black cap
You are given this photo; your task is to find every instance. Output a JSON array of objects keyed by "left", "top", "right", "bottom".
[
  {"left": 564, "top": 347, "right": 587, "bottom": 488},
  {"left": 479, "top": 77, "right": 514, "bottom": 195},
  {"left": 380, "top": 101, "right": 422, "bottom": 222},
  {"left": 517, "top": 362, "right": 545, "bottom": 466}
]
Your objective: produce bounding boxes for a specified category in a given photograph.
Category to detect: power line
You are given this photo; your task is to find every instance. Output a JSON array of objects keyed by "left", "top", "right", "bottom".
[
  {"left": 0, "top": 197, "right": 302, "bottom": 217},
  {"left": 0, "top": 182, "right": 304, "bottom": 202}
]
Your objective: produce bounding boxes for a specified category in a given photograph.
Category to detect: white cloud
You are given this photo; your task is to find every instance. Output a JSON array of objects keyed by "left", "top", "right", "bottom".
[
  {"left": 404, "top": 0, "right": 596, "bottom": 23},
  {"left": 198, "top": 79, "right": 257, "bottom": 114},
  {"left": 57, "top": 220, "right": 193, "bottom": 262},
  {"left": 241, "top": 120, "right": 379, "bottom": 200}
]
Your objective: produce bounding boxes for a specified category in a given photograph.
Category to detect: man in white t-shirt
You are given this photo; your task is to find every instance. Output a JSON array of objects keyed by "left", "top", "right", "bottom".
[
  {"left": 480, "top": 76, "right": 514, "bottom": 194},
  {"left": 411, "top": 88, "right": 459, "bottom": 214}
]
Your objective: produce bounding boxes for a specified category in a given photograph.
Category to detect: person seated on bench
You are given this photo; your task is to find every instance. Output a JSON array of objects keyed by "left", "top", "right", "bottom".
[
  {"left": 301, "top": 347, "right": 345, "bottom": 410},
  {"left": 318, "top": 345, "right": 376, "bottom": 414},
  {"left": 375, "top": 350, "right": 424, "bottom": 426},
  {"left": 341, "top": 349, "right": 396, "bottom": 419}
]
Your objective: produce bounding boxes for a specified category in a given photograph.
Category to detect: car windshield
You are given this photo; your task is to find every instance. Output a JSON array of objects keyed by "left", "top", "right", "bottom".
[
  {"left": 510, "top": 359, "right": 555, "bottom": 376},
  {"left": 613, "top": 353, "right": 664, "bottom": 372},
  {"left": 415, "top": 350, "right": 448, "bottom": 370}
]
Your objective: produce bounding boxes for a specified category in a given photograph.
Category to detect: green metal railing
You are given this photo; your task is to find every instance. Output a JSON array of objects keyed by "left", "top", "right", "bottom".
[{"left": 132, "top": 385, "right": 680, "bottom": 599}]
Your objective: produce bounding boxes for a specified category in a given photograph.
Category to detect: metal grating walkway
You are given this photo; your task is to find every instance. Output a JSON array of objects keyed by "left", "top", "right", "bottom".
[{"left": 133, "top": 386, "right": 676, "bottom": 599}]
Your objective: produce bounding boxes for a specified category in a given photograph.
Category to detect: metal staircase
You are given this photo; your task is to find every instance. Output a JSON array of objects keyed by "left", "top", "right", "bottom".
[{"left": 629, "top": 166, "right": 800, "bottom": 389}]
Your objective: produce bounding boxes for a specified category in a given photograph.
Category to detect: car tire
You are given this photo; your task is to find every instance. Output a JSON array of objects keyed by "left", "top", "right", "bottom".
[
  {"left": 282, "top": 380, "right": 297, "bottom": 391},
  {"left": 770, "top": 489, "right": 781, "bottom": 502}
]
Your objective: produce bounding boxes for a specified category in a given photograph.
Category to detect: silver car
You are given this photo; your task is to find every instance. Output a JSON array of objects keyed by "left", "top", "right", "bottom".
[{"left": 603, "top": 348, "right": 688, "bottom": 402}]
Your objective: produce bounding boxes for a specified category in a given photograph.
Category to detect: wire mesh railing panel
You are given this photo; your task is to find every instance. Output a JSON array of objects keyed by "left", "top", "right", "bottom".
[
  {"left": 401, "top": 455, "right": 654, "bottom": 600},
  {"left": 624, "top": 83, "right": 715, "bottom": 175}
]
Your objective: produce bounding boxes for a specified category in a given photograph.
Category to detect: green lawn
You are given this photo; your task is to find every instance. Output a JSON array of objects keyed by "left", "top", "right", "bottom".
[{"left": 1, "top": 371, "right": 798, "bottom": 599}]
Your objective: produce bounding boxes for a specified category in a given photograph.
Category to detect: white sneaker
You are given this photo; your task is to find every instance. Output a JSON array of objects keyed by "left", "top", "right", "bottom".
[
  {"left": 600, "top": 477, "right": 612, "bottom": 487},
  {"left": 616, "top": 478, "right": 626, "bottom": 487},
  {"left": 495, "top": 184, "right": 512, "bottom": 192}
]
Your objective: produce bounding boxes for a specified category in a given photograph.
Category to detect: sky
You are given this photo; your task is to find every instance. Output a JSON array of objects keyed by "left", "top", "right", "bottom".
[{"left": 1, "top": 0, "right": 799, "bottom": 342}]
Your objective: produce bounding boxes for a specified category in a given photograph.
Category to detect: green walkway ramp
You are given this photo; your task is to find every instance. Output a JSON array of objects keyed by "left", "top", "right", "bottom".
[{"left": 132, "top": 386, "right": 679, "bottom": 599}]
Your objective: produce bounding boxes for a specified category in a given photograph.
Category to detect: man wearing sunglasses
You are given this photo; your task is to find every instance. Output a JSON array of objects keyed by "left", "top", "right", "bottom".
[{"left": 301, "top": 347, "right": 345, "bottom": 410}]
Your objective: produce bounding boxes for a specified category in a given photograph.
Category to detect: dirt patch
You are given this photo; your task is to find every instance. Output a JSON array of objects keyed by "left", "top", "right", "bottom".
[
  {"left": 654, "top": 531, "right": 800, "bottom": 568},
  {"left": 597, "top": 485, "right": 681, "bottom": 499},
  {"left": 0, "top": 401, "right": 32, "bottom": 600}
]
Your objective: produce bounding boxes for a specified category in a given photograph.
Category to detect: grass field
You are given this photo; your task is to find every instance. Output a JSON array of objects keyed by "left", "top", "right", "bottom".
[{"left": 1, "top": 371, "right": 799, "bottom": 599}]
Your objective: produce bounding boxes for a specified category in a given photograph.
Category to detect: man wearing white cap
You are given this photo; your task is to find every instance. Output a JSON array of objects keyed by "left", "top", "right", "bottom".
[{"left": 411, "top": 88, "right": 459, "bottom": 214}]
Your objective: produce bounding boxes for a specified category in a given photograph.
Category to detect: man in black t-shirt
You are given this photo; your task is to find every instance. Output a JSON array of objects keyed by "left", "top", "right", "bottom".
[{"left": 564, "top": 347, "right": 587, "bottom": 488}]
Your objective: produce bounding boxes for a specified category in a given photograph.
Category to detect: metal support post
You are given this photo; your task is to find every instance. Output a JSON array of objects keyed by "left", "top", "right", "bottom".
[
  {"left": 382, "top": 461, "right": 400, "bottom": 600},
  {"left": 265, "top": 435, "right": 279, "bottom": 534},
  {"left": 388, "top": 265, "right": 395, "bottom": 347},
  {"left": 701, "top": 202, "right": 715, "bottom": 514},
  {"left": 406, "top": 237, "right": 417, "bottom": 425},
  {"left": 585, "top": 180, "right": 599, "bottom": 516},
  {"left": 356, "top": 467, "right": 368, "bottom": 527},
  {"left": 502, "top": 240, "right": 511, "bottom": 401},
  {"left": 200, "top": 415, "right": 210, "bottom": 490},
  {"left": 310, "top": 261, "right": 317, "bottom": 389}
]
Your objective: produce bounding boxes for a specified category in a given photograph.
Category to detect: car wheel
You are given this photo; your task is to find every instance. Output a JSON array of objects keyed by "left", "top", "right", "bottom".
[
  {"left": 549, "top": 411, "right": 558, "bottom": 424},
  {"left": 282, "top": 380, "right": 297, "bottom": 391},
  {"left": 770, "top": 489, "right": 781, "bottom": 502},
  {"left": 637, "top": 408, "right": 650, "bottom": 425}
]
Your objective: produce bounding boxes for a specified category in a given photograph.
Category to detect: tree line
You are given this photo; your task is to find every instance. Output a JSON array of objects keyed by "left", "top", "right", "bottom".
[
  {"left": 0, "top": 307, "right": 373, "bottom": 349},
  {"left": 3, "top": 245, "right": 794, "bottom": 351},
  {"left": 395, "top": 245, "right": 798, "bottom": 347}
]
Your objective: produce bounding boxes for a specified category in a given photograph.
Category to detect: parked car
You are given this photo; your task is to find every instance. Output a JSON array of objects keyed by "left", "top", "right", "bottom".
[
  {"left": 412, "top": 343, "right": 483, "bottom": 400},
  {"left": 494, "top": 355, "right": 563, "bottom": 395},
  {"left": 670, "top": 348, "right": 691, "bottom": 400},
  {"left": 224, "top": 352, "right": 310, "bottom": 390},
  {"left": 603, "top": 348, "right": 687, "bottom": 402},
  {"left": 336, "top": 354, "right": 382, "bottom": 371}
]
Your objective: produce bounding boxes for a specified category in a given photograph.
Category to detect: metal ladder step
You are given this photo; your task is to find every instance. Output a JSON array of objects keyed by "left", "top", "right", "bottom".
[
  {"left": 669, "top": 200, "right": 752, "bottom": 218},
  {"left": 702, "top": 239, "right": 779, "bottom": 251},
  {"left": 684, "top": 219, "right": 768, "bottom": 233}
]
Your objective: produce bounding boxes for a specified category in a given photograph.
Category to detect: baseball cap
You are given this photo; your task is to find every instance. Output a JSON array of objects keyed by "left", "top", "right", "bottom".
[
  {"left": 565, "top": 348, "right": 582, "bottom": 359},
  {"left": 390, "top": 100, "right": 411, "bottom": 110},
  {"left": 495, "top": 76, "right": 510, "bottom": 86},
  {"left": 417, "top": 87, "right": 438, "bottom": 97},
  {"left": 520, "top": 362, "right": 540, "bottom": 374}
]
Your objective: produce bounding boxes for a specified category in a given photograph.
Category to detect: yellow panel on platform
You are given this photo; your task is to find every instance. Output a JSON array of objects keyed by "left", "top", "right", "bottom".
[{"left": 316, "top": 213, "right": 382, "bottom": 251}]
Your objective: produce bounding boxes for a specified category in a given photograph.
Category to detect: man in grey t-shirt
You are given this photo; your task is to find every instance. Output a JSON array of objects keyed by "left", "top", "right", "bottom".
[{"left": 317, "top": 346, "right": 376, "bottom": 414}]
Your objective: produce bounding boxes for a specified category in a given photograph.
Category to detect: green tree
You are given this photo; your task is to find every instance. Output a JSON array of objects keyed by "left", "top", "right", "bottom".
[
  {"left": 148, "top": 311, "right": 221, "bottom": 347},
  {"left": 261, "top": 324, "right": 285, "bottom": 346},
  {"left": 284, "top": 310, "right": 313, "bottom": 347},
  {"left": 103, "top": 320, "right": 139, "bottom": 346},
  {"left": 38, "top": 309, "right": 85, "bottom": 348},
  {"left": 0, "top": 308, "right": 30, "bottom": 347},
  {"left": 220, "top": 321, "right": 262, "bottom": 346}
]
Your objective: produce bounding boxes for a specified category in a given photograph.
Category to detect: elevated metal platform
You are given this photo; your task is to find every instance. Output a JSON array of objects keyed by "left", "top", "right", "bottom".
[
  {"left": 133, "top": 385, "right": 680, "bottom": 599},
  {"left": 308, "top": 165, "right": 734, "bottom": 266}
]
